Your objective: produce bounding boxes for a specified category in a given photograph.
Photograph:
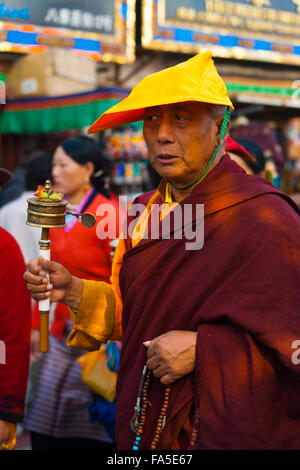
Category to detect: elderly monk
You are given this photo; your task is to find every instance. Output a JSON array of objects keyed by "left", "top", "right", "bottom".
[{"left": 24, "top": 52, "right": 300, "bottom": 450}]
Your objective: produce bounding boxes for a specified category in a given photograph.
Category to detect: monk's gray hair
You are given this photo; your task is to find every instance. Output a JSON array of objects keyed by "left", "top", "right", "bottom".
[
  {"left": 209, "top": 104, "right": 227, "bottom": 119},
  {"left": 209, "top": 104, "right": 228, "bottom": 154}
]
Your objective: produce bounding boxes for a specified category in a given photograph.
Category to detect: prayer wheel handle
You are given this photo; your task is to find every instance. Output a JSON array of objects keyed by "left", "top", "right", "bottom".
[{"left": 39, "top": 227, "right": 50, "bottom": 352}]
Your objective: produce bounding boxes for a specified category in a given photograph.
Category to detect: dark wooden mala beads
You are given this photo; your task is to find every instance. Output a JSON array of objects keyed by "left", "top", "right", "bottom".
[{"left": 131, "top": 367, "right": 171, "bottom": 450}]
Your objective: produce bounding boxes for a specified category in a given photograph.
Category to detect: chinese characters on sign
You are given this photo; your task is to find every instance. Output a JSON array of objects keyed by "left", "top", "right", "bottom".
[
  {"left": 0, "top": 1, "right": 115, "bottom": 34},
  {"left": 0, "top": 1, "right": 136, "bottom": 63},
  {"left": 44, "top": 8, "right": 113, "bottom": 33}
]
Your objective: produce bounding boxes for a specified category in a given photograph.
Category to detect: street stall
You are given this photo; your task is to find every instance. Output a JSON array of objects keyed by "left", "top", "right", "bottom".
[{"left": 0, "top": 86, "right": 149, "bottom": 196}]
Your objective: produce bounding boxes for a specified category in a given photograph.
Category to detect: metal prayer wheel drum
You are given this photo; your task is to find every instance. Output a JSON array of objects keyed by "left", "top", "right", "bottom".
[{"left": 26, "top": 198, "right": 67, "bottom": 228}]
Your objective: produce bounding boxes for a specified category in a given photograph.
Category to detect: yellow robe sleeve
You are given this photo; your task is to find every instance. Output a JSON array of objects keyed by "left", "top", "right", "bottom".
[
  {"left": 66, "top": 186, "right": 174, "bottom": 351},
  {"left": 66, "top": 238, "right": 126, "bottom": 351}
]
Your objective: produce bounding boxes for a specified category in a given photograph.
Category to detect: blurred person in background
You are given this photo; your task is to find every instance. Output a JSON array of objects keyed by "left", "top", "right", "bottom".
[
  {"left": 0, "top": 153, "right": 52, "bottom": 263},
  {"left": 23, "top": 136, "right": 121, "bottom": 450},
  {"left": 226, "top": 137, "right": 266, "bottom": 177},
  {"left": 0, "top": 148, "right": 46, "bottom": 208},
  {"left": 227, "top": 136, "right": 284, "bottom": 189},
  {"left": 0, "top": 164, "right": 26, "bottom": 208},
  {"left": 0, "top": 167, "right": 31, "bottom": 451}
]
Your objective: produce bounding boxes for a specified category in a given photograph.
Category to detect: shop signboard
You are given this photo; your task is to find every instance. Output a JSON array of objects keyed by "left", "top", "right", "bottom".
[
  {"left": 142, "top": 0, "right": 300, "bottom": 65},
  {"left": 0, "top": 0, "right": 136, "bottom": 62}
]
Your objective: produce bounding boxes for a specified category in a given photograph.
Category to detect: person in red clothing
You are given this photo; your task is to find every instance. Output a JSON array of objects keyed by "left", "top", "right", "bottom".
[
  {"left": 0, "top": 168, "right": 31, "bottom": 450},
  {"left": 24, "top": 136, "right": 122, "bottom": 450}
]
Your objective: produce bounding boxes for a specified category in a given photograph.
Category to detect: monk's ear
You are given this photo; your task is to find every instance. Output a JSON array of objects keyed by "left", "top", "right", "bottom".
[
  {"left": 214, "top": 116, "right": 223, "bottom": 147},
  {"left": 215, "top": 115, "right": 223, "bottom": 135},
  {"left": 215, "top": 115, "right": 230, "bottom": 143}
]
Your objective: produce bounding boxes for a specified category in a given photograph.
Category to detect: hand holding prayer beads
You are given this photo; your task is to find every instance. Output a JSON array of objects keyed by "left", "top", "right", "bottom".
[{"left": 131, "top": 366, "right": 171, "bottom": 451}]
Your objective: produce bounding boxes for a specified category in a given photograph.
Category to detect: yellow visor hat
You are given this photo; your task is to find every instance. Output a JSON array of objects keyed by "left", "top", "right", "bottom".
[{"left": 88, "top": 50, "right": 234, "bottom": 134}]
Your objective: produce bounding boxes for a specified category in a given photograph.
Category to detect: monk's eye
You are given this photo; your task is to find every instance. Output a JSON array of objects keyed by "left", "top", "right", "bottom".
[
  {"left": 175, "top": 114, "right": 185, "bottom": 121},
  {"left": 145, "top": 114, "right": 158, "bottom": 121}
]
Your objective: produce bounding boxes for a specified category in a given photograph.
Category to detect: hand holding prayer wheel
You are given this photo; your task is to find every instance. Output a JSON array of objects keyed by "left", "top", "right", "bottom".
[
  {"left": 24, "top": 257, "right": 83, "bottom": 316},
  {"left": 25, "top": 180, "right": 94, "bottom": 352}
]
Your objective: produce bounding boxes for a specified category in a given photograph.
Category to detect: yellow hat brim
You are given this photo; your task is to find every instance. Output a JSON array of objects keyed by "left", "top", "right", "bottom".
[{"left": 88, "top": 51, "right": 234, "bottom": 134}]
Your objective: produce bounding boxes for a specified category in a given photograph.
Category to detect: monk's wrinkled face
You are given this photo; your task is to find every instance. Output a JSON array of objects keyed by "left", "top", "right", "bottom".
[{"left": 143, "top": 101, "right": 221, "bottom": 187}]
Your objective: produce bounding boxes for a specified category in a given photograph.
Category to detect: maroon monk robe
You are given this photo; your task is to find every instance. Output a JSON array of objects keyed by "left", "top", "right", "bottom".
[{"left": 116, "top": 154, "right": 300, "bottom": 450}]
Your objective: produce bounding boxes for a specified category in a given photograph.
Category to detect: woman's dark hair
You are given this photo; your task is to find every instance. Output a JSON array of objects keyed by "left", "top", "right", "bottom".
[
  {"left": 60, "top": 136, "right": 110, "bottom": 199},
  {"left": 26, "top": 153, "right": 53, "bottom": 191}
]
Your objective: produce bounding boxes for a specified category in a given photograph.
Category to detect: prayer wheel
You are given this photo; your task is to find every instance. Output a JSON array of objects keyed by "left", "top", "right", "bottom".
[
  {"left": 26, "top": 198, "right": 67, "bottom": 229},
  {"left": 26, "top": 180, "right": 95, "bottom": 352}
]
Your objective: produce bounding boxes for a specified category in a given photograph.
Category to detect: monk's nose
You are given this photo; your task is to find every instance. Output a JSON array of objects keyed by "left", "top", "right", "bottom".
[{"left": 157, "top": 115, "right": 175, "bottom": 145}]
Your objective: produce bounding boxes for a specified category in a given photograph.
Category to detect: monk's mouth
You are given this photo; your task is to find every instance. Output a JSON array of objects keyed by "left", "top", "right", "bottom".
[{"left": 156, "top": 154, "right": 179, "bottom": 164}]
